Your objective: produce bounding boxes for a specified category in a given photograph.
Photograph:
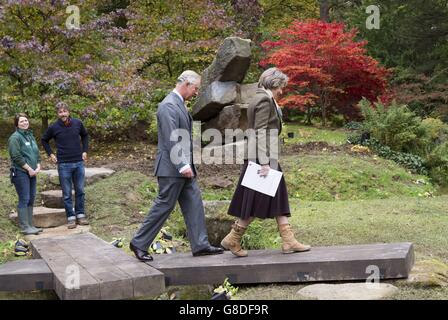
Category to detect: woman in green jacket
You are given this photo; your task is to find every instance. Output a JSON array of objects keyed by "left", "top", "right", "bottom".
[{"left": 8, "top": 113, "right": 43, "bottom": 235}]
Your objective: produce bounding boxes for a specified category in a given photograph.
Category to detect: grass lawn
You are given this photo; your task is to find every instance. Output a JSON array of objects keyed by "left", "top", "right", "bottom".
[
  {"left": 282, "top": 123, "right": 349, "bottom": 146},
  {"left": 282, "top": 153, "right": 436, "bottom": 201},
  {"left": 191, "top": 152, "right": 438, "bottom": 202},
  {"left": 236, "top": 196, "right": 448, "bottom": 300},
  {"left": 0, "top": 120, "right": 446, "bottom": 300}
]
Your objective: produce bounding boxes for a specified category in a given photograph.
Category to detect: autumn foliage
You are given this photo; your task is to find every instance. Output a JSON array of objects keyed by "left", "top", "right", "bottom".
[{"left": 260, "top": 19, "right": 391, "bottom": 124}]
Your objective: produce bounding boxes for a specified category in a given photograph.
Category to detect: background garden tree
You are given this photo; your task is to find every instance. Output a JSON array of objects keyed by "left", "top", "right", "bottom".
[
  {"left": 126, "top": 0, "right": 238, "bottom": 84},
  {"left": 336, "top": 0, "right": 448, "bottom": 123},
  {"left": 260, "top": 19, "right": 390, "bottom": 125},
  {"left": 0, "top": 0, "right": 152, "bottom": 137}
]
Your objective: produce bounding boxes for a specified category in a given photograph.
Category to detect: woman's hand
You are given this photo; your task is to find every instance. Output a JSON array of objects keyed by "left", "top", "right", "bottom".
[
  {"left": 27, "top": 167, "right": 37, "bottom": 177},
  {"left": 35, "top": 164, "right": 41, "bottom": 175},
  {"left": 259, "top": 165, "right": 270, "bottom": 177}
]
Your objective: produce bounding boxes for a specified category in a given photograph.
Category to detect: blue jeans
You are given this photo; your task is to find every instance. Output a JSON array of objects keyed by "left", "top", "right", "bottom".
[
  {"left": 12, "top": 169, "right": 36, "bottom": 208},
  {"left": 58, "top": 161, "right": 85, "bottom": 220}
]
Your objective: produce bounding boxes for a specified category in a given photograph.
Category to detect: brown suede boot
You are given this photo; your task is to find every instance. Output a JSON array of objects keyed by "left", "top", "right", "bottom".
[
  {"left": 220, "top": 222, "right": 248, "bottom": 257},
  {"left": 278, "top": 223, "right": 311, "bottom": 253}
]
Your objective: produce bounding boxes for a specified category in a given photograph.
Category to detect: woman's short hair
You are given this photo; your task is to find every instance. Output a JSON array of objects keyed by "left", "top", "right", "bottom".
[
  {"left": 55, "top": 101, "right": 70, "bottom": 113},
  {"left": 258, "top": 67, "right": 289, "bottom": 90},
  {"left": 14, "top": 113, "right": 29, "bottom": 127}
]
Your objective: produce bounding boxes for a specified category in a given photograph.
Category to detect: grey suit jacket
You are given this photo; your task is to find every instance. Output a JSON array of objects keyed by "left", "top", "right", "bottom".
[{"left": 153, "top": 92, "right": 196, "bottom": 177}]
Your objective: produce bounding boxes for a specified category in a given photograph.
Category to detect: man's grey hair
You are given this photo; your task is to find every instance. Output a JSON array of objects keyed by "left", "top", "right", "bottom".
[
  {"left": 258, "top": 67, "right": 288, "bottom": 90},
  {"left": 177, "top": 70, "right": 201, "bottom": 85},
  {"left": 55, "top": 101, "right": 70, "bottom": 112}
]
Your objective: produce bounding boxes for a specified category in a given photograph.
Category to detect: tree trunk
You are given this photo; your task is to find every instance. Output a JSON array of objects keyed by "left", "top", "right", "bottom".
[
  {"left": 320, "top": 92, "right": 328, "bottom": 127},
  {"left": 41, "top": 106, "right": 49, "bottom": 134},
  {"left": 319, "top": 0, "right": 330, "bottom": 22},
  {"left": 306, "top": 107, "right": 313, "bottom": 125},
  {"left": 322, "top": 104, "right": 327, "bottom": 127}
]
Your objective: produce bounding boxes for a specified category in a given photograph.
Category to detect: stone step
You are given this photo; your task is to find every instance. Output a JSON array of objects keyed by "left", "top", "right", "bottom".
[
  {"left": 24, "top": 225, "right": 91, "bottom": 241},
  {"left": 0, "top": 259, "right": 53, "bottom": 292},
  {"left": 9, "top": 207, "right": 67, "bottom": 228},
  {"left": 40, "top": 167, "right": 115, "bottom": 186},
  {"left": 296, "top": 283, "right": 399, "bottom": 300},
  {"left": 40, "top": 190, "right": 73, "bottom": 208}
]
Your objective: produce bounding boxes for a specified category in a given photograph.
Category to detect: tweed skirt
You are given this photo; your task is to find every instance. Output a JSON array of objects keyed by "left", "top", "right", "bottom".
[{"left": 228, "top": 160, "right": 291, "bottom": 220}]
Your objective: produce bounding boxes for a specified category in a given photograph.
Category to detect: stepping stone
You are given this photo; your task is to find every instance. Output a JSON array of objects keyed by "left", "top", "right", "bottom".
[
  {"left": 41, "top": 190, "right": 73, "bottom": 208},
  {"left": 30, "top": 233, "right": 165, "bottom": 300},
  {"left": 40, "top": 167, "right": 115, "bottom": 186},
  {"left": 296, "top": 283, "right": 399, "bottom": 300},
  {"left": 9, "top": 207, "right": 67, "bottom": 228},
  {"left": 24, "top": 225, "right": 91, "bottom": 241},
  {"left": 0, "top": 259, "right": 53, "bottom": 292}
]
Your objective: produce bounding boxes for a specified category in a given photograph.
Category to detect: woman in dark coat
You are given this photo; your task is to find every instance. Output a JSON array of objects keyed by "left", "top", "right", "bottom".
[
  {"left": 220, "top": 68, "right": 311, "bottom": 257},
  {"left": 8, "top": 113, "right": 42, "bottom": 235}
]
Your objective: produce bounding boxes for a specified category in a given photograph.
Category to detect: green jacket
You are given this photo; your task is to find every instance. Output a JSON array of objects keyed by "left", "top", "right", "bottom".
[{"left": 8, "top": 129, "right": 41, "bottom": 172}]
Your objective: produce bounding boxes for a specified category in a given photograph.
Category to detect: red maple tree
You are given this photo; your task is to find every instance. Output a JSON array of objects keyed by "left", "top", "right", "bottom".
[{"left": 260, "top": 19, "right": 391, "bottom": 124}]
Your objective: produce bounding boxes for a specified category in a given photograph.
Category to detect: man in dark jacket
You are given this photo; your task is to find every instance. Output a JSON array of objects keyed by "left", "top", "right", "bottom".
[{"left": 41, "top": 102, "right": 89, "bottom": 229}]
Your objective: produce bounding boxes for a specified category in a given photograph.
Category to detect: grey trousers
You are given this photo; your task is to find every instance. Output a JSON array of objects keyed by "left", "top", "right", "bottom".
[{"left": 131, "top": 177, "right": 210, "bottom": 253}]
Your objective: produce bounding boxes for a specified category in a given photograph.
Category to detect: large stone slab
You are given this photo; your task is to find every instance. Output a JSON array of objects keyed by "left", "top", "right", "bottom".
[
  {"left": 193, "top": 81, "right": 238, "bottom": 121},
  {"left": 201, "top": 140, "right": 247, "bottom": 165},
  {"left": 296, "top": 283, "right": 399, "bottom": 300},
  {"left": 10, "top": 207, "right": 67, "bottom": 228},
  {"left": 238, "top": 83, "right": 258, "bottom": 104},
  {"left": 201, "top": 37, "right": 251, "bottom": 89},
  {"left": 40, "top": 167, "right": 115, "bottom": 186},
  {"left": 30, "top": 233, "right": 165, "bottom": 300},
  {"left": 202, "top": 104, "right": 249, "bottom": 136},
  {"left": 147, "top": 242, "right": 414, "bottom": 286},
  {"left": 0, "top": 259, "right": 53, "bottom": 292},
  {"left": 41, "top": 190, "right": 73, "bottom": 208}
]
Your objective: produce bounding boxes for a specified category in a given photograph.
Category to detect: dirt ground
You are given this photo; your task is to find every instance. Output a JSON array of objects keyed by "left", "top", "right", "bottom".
[{"left": 0, "top": 140, "right": 356, "bottom": 179}]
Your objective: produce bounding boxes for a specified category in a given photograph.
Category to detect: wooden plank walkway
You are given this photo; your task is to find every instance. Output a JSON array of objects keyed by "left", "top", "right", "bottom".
[
  {"left": 148, "top": 242, "right": 414, "bottom": 286},
  {"left": 1, "top": 235, "right": 414, "bottom": 299},
  {"left": 30, "top": 233, "right": 165, "bottom": 300},
  {"left": 0, "top": 259, "right": 53, "bottom": 291}
]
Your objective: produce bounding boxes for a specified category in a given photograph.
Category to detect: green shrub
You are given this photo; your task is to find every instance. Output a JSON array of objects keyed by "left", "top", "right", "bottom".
[
  {"left": 425, "top": 142, "right": 448, "bottom": 186},
  {"left": 358, "top": 99, "right": 448, "bottom": 185},
  {"left": 345, "top": 121, "right": 363, "bottom": 131},
  {"left": 359, "top": 99, "right": 425, "bottom": 154},
  {"left": 364, "top": 138, "right": 428, "bottom": 175}
]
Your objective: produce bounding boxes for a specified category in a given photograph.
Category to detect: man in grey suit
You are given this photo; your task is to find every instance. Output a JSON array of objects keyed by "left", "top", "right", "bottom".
[{"left": 130, "top": 70, "right": 224, "bottom": 261}]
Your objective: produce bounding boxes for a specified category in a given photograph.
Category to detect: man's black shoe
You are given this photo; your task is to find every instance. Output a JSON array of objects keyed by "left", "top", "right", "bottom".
[
  {"left": 192, "top": 246, "right": 224, "bottom": 257},
  {"left": 129, "top": 242, "right": 153, "bottom": 261}
]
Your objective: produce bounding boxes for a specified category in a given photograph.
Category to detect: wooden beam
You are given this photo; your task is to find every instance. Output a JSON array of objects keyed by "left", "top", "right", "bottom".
[
  {"left": 0, "top": 259, "right": 53, "bottom": 292},
  {"left": 30, "top": 233, "right": 165, "bottom": 300},
  {"left": 148, "top": 243, "right": 414, "bottom": 286}
]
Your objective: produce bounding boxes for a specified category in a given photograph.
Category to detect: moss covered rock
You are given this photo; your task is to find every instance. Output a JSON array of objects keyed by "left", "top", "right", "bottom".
[
  {"left": 203, "top": 200, "right": 233, "bottom": 246},
  {"left": 406, "top": 259, "right": 448, "bottom": 288}
]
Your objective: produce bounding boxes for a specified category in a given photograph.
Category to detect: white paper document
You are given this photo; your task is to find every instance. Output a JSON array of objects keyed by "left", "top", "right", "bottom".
[{"left": 241, "top": 161, "right": 283, "bottom": 197}]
